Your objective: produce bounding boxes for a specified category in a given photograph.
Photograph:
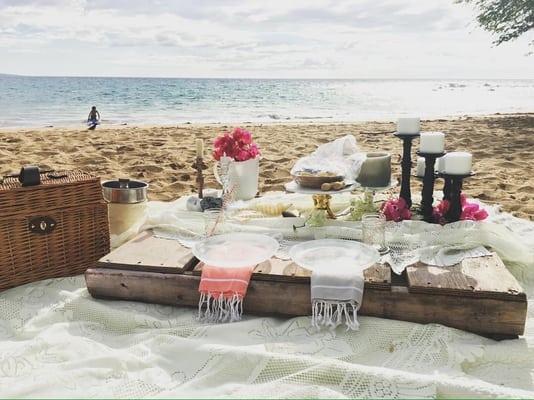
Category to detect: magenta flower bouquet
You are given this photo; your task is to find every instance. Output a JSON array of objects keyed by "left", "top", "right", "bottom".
[
  {"left": 380, "top": 197, "right": 412, "bottom": 222},
  {"left": 213, "top": 127, "right": 260, "bottom": 162},
  {"left": 433, "top": 194, "right": 488, "bottom": 225}
]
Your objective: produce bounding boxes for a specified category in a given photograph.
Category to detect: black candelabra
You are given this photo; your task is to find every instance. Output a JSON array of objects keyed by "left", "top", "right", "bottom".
[
  {"left": 417, "top": 151, "right": 445, "bottom": 222},
  {"left": 442, "top": 174, "right": 452, "bottom": 201},
  {"left": 394, "top": 133, "right": 420, "bottom": 208},
  {"left": 440, "top": 172, "right": 474, "bottom": 222}
]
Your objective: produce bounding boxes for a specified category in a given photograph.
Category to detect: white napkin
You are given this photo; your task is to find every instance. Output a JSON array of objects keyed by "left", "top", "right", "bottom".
[
  {"left": 310, "top": 267, "right": 364, "bottom": 331},
  {"left": 290, "top": 135, "right": 366, "bottom": 182}
]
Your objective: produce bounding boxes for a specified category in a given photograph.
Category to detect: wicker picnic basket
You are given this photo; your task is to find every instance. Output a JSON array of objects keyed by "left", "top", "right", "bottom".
[{"left": 0, "top": 168, "right": 110, "bottom": 291}]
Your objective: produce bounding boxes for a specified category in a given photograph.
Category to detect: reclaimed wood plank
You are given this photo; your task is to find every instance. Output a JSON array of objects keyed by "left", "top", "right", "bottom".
[
  {"left": 85, "top": 267, "right": 526, "bottom": 338},
  {"left": 86, "top": 231, "right": 527, "bottom": 338},
  {"left": 97, "top": 230, "right": 197, "bottom": 274},
  {"left": 406, "top": 253, "right": 526, "bottom": 302}
]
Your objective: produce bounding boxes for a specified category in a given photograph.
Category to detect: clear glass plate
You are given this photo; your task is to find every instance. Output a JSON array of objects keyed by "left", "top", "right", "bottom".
[
  {"left": 289, "top": 239, "right": 380, "bottom": 273},
  {"left": 192, "top": 233, "right": 279, "bottom": 268}
]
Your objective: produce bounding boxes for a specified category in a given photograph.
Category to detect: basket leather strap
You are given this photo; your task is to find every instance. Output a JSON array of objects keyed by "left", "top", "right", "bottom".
[{"left": 19, "top": 166, "right": 41, "bottom": 187}]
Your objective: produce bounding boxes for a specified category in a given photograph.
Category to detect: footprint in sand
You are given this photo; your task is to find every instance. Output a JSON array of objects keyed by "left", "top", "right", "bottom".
[
  {"left": 165, "top": 181, "right": 187, "bottom": 191},
  {"left": 3, "top": 138, "right": 22, "bottom": 143},
  {"left": 36, "top": 150, "right": 58, "bottom": 157},
  {"left": 127, "top": 165, "right": 164, "bottom": 173},
  {"left": 264, "top": 177, "right": 289, "bottom": 185},
  {"left": 496, "top": 161, "right": 521, "bottom": 169},
  {"left": 117, "top": 145, "right": 135, "bottom": 152},
  {"left": 169, "top": 162, "right": 185, "bottom": 170},
  {"left": 517, "top": 185, "right": 533, "bottom": 194}
]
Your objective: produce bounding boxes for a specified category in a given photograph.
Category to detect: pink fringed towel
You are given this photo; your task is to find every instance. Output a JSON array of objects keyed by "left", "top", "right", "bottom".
[{"left": 198, "top": 264, "right": 254, "bottom": 322}]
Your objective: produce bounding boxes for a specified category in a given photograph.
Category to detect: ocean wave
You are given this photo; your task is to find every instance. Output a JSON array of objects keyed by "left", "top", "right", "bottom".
[
  {"left": 256, "top": 114, "right": 334, "bottom": 120},
  {"left": 256, "top": 114, "right": 291, "bottom": 120},
  {"left": 294, "top": 116, "right": 334, "bottom": 120},
  {"left": 2, "top": 77, "right": 533, "bottom": 127}
]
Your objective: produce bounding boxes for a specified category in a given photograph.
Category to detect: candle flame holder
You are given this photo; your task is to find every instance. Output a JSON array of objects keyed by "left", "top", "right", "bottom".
[
  {"left": 417, "top": 151, "right": 446, "bottom": 223},
  {"left": 393, "top": 132, "right": 420, "bottom": 209},
  {"left": 439, "top": 172, "right": 475, "bottom": 223}
]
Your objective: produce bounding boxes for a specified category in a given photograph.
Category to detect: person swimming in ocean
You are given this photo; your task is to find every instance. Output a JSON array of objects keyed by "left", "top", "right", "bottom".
[{"left": 87, "top": 106, "right": 101, "bottom": 130}]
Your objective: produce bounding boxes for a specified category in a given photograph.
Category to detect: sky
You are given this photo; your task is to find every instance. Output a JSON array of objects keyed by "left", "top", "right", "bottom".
[{"left": 0, "top": 0, "right": 532, "bottom": 79}]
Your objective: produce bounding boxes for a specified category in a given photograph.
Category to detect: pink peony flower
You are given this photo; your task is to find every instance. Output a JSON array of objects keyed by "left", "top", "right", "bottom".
[
  {"left": 432, "top": 194, "right": 488, "bottom": 224},
  {"left": 460, "top": 195, "right": 489, "bottom": 221},
  {"left": 235, "top": 149, "right": 250, "bottom": 162},
  {"left": 248, "top": 143, "right": 260, "bottom": 158},
  {"left": 432, "top": 198, "right": 450, "bottom": 225},
  {"left": 213, "top": 147, "right": 225, "bottom": 161},
  {"left": 213, "top": 127, "right": 260, "bottom": 162},
  {"left": 380, "top": 197, "right": 412, "bottom": 222},
  {"left": 240, "top": 130, "right": 252, "bottom": 145}
]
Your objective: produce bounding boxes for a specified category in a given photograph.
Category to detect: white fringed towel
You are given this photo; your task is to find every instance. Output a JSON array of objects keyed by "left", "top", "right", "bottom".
[{"left": 310, "top": 267, "right": 364, "bottom": 330}]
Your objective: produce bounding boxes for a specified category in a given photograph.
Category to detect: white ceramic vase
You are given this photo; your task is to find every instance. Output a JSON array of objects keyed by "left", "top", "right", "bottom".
[{"left": 216, "top": 156, "right": 260, "bottom": 200}]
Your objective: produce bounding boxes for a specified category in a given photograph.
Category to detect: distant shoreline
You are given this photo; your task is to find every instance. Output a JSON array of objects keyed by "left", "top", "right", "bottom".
[
  {"left": 1, "top": 112, "right": 533, "bottom": 132},
  {"left": 2, "top": 73, "right": 534, "bottom": 80}
]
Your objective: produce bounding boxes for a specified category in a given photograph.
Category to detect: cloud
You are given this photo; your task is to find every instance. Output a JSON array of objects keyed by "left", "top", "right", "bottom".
[{"left": 0, "top": 0, "right": 532, "bottom": 78}]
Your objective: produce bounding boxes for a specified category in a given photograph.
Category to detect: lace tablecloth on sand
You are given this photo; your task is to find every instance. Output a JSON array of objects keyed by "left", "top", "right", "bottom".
[{"left": 1, "top": 201, "right": 534, "bottom": 398}]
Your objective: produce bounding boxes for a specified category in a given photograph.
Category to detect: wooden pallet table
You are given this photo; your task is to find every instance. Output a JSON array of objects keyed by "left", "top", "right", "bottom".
[{"left": 85, "top": 230, "right": 527, "bottom": 339}]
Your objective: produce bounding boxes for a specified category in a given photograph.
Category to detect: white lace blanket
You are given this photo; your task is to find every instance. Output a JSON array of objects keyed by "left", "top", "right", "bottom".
[{"left": 1, "top": 203, "right": 534, "bottom": 397}]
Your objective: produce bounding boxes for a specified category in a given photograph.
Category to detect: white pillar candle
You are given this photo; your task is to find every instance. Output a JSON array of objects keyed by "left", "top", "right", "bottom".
[
  {"left": 396, "top": 117, "right": 420, "bottom": 135},
  {"left": 443, "top": 152, "right": 472, "bottom": 175},
  {"left": 416, "top": 157, "right": 426, "bottom": 177},
  {"left": 196, "top": 138, "right": 204, "bottom": 157},
  {"left": 420, "top": 132, "right": 445, "bottom": 154},
  {"left": 436, "top": 156, "right": 446, "bottom": 173}
]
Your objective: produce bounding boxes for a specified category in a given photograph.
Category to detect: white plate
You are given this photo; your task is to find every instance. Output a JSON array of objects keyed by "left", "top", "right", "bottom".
[
  {"left": 284, "top": 180, "right": 358, "bottom": 195},
  {"left": 289, "top": 239, "right": 380, "bottom": 273},
  {"left": 192, "top": 233, "right": 279, "bottom": 268}
]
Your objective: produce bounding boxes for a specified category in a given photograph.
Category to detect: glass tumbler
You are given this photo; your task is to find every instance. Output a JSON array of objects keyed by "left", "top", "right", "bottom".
[
  {"left": 361, "top": 213, "right": 387, "bottom": 254},
  {"left": 204, "top": 208, "right": 224, "bottom": 237}
]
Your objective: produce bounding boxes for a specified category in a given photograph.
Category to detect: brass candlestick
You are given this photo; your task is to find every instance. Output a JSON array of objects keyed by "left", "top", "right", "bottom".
[{"left": 312, "top": 194, "right": 336, "bottom": 219}]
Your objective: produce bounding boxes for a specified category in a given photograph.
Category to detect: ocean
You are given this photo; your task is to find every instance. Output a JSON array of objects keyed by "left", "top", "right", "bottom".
[{"left": 0, "top": 76, "right": 533, "bottom": 128}]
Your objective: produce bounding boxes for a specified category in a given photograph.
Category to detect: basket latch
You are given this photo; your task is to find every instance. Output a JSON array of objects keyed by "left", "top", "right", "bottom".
[{"left": 29, "top": 216, "right": 57, "bottom": 235}]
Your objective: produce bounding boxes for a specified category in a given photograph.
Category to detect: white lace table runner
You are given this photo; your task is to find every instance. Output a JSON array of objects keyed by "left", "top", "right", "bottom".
[
  {"left": 153, "top": 218, "right": 503, "bottom": 275},
  {"left": 1, "top": 200, "right": 533, "bottom": 398}
]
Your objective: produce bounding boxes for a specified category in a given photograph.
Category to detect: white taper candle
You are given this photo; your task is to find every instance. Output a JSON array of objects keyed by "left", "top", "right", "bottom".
[{"left": 196, "top": 138, "right": 204, "bottom": 157}]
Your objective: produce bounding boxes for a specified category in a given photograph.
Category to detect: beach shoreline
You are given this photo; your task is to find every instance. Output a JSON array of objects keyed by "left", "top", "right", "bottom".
[
  {"left": 1, "top": 113, "right": 533, "bottom": 220},
  {"left": 1, "top": 111, "right": 532, "bottom": 131}
]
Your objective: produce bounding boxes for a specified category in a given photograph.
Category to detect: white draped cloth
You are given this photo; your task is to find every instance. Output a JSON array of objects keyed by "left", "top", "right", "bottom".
[{"left": 1, "top": 200, "right": 534, "bottom": 398}]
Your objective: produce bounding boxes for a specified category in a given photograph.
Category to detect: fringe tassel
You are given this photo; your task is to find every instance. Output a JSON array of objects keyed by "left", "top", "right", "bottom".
[
  {"left": 311, "top": 300, "right": 360, "bottom": 331},
  {"left": 198, "top": 292, "right": 243, "bottom": 323}
]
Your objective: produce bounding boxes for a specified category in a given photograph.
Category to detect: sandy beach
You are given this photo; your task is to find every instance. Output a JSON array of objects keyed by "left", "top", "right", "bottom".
[{"left": 1, "top": 113, "right": 533, "bottom": 220}]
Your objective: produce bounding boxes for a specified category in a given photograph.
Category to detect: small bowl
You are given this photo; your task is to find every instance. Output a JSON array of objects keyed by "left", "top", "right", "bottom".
[{"left": 292, "top": 172, "right": 344, "bottom": 189}]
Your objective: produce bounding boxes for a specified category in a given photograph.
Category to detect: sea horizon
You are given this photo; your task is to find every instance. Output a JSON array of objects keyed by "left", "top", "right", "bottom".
[{"left": 1, "top": 75, "right": 533, "bottom": 128}]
